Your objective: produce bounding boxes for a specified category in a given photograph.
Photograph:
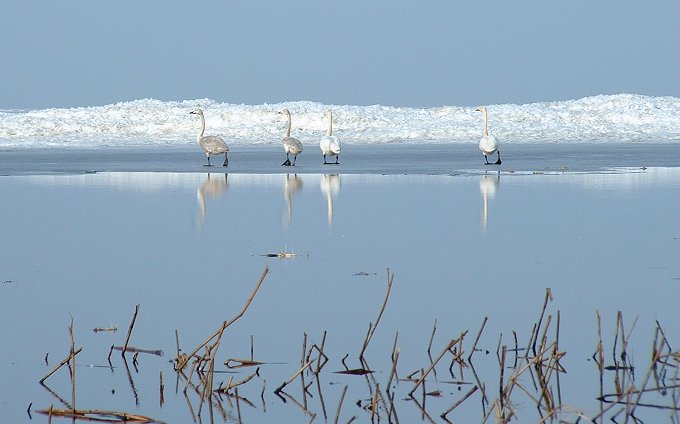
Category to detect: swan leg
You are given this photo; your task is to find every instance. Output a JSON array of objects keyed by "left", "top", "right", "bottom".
[
  {"left": 222, "top": 153, "right": 229, "bottom": 167},
  {"left": 323, "top": 154, "right": 328, "bottom": 165},
  {"left": 494, "top": 151, "right": 502, "bottom": 165},
  {"left": 282, "top": 153, "right": 291, "bottom": 166},
  {"left": 204, "top": 155, "right": 213, "bottom": 167},
  {"left": 292, "top": 155, "right": 297, "bottom": 166},
  {"left": 484, "top": 155, "right": 491, "bottom": 165},
  {"left": 335, "top": 155, "right": 339, "bottom": 164}
]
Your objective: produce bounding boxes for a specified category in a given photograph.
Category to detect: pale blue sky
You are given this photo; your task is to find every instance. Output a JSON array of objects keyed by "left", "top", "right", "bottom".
[{"left": 2, "top": 0, "right": 679, "bottom": 109}]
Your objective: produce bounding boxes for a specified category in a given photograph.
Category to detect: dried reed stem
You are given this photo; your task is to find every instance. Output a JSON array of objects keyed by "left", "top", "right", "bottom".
[
  {"left": 333, "top": 385, "right": 348, "bottom": 424},
  {"left": 468, "top": 316, "right": 488, "bottom": 362},
  {"left": 274, "top": 360, "right": 314, "bottom": 394},
  {"left": 177, "top": 266, "right": 269, "bottom": 371},
  {"left": 360, "top": 269, "right": 394, "bottom": 358},
  {"left": 532, "top": 289, "right": 552, "bottom": 356},
  {"left": 121, "top": 304, "right": 139, "bottom": 357},
  {"left": 68, "top": 319, "right": 76, "bottom": 412},
  {"left": 441, "top": 385, "right": 478, "bottom": 421},
  {"left": 39, "top": 348, "right": 83, "bottom": 384},
  {"left": 409, "top": 338, "right": 458, "bottom": 396}
]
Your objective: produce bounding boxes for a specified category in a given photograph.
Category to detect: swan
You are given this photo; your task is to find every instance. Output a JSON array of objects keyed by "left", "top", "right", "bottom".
[
  {"left": 278, "top": 109, "right": 303, "bottom": 166},
  {"left": 190, "top": 108, "right": 229, "bottom": 166},
  {"left": 319, "top": 110, "right": 341, "bottom": 165},
  {"left": 475, "top": 106, "right": 501, "bottom": 165}
]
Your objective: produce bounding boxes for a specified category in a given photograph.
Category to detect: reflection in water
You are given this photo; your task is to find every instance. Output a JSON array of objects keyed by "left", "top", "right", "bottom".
[
  {"left": 320, "top": 174, "right": 341, "bottom": 228},
  {"left": 283, "top": 174, "right": 303, "bottom": 227},
  {"left": 196, "top": 173, "right": 229, "bottom": 227},
  {"left": 479, "top": 172, "right": 500, "bottom": 232}
]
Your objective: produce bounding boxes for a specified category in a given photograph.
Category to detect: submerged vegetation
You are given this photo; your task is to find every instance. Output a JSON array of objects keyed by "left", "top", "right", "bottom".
[{"left": 33, "top": 267, "right": 679, "bottom": 423}]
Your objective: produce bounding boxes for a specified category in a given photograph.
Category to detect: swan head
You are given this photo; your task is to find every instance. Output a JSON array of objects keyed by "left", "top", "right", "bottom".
[
  {"left": 475, "top": 106, "right": 487, "bottom": 113},
  {"left": 278, "top": 109, "right": 291, "bottom": 116},
  {"left": 190, "top": 108, "right": 204, "bottom": 116}
]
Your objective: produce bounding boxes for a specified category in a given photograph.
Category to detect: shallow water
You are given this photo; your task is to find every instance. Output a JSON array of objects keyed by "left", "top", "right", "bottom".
[
  {"left": 1, "top": 167, "right": 679, "bottom": 423},
  {"left": 2, "top": 142, "right": 680, "bottom": 176}
]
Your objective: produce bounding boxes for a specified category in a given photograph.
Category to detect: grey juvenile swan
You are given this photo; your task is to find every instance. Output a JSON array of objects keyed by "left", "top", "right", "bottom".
[
  {"left": 190, "top": 108, "right": 229, "bottom": 166},
  {"left": 278, "top": 109, "right": 303, "bottom": 166}
]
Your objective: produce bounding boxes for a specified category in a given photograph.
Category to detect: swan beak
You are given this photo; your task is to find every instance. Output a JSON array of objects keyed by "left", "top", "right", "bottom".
[{"left": 475, "top": 108, "right": 481, "bottom": 112}]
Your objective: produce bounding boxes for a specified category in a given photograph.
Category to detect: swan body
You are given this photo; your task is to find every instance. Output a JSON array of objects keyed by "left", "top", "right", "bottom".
[
  {"left": 475, "top": 106, "right": 501, "bottom": 165},
  {"left": 190, "top": 108, "right": 229, "bottom": 166},
  {"left": 320, "top": 110, "right": 341, "bottom": 165},
  {"left": 277, "top": 109, "right": 303, "bottom": 166}
]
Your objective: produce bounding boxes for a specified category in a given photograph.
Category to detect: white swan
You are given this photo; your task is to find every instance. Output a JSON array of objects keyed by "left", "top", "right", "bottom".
[
  {"left": 319, "top": 110, "right": 341, "bottom": 165},
  {"left": 190, "top": 108, "right": 229, "bottom": 167},
  {"left": 278, "top": 109, "right": 303, "bottom": 166},
  {"left": 475, "top": 106, "right": 501, "bottom": 165}
]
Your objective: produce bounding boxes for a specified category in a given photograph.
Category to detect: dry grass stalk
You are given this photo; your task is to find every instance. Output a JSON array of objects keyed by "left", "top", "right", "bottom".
[
  {"left": 111, "top": 346, "right": 162, "bottom": 356},
  {"left": 68, "top": 319, "right": 76, "bottom": 413},
  {"left": 440, "top": 385, "right": 478, "bottom": 422},
  {"left": 369, "top": 383, "right": 379, "bottom": 421},
  {"left": 532, "top": 289, "right": 552, "bottom": 356},
  {"left": 468, "top": 316, "right": 488, "bottom": 362},
  {"left": 408, "top": 394, "right": 437, "bottom": 424},
  {"left": 300, "top": 333, "right": 309, "bottom": 410},
  {"left": 408, "top": 337, "right": 458, "bottom": 396},
  {"left": 274, "top": 359, "right": 314, "bottom": 394},
  {"left": 39, "top": 347, "right": 83, "bottom": 384},
  {"left": 359, "top": 269, "right": 395, "bottom": 359},
  {"left": 176, "top": 266, "right": 269, "bottom": 371},
  {"left": 629, "top": 332, "right": 668, "bottom": 417},
  {"left": 333, "top": 385, "right": 348, "bottom": 424},
  {"left": 121, "top": 304, "right": 140, "bottom": 357},
  {"left": 93, "top": 325, "right": 118, "bottom": 333},
  {"left": 386, "top": 348, "right": 400, "bottom": 393},
  {"left": 224, "top": 358, "right": 264, "bottom": 369},
  {"left": 159, "top": 371, "right": 164, "bottom": 408},
  {"left": 235, "top": 387, "right": 242, "bottom": 424},
  {"left": 37, "top": 408, "right": 159, "bottom": 423},
  {"left": 427, "top": 319, "right": 437, "bottom": 363}
]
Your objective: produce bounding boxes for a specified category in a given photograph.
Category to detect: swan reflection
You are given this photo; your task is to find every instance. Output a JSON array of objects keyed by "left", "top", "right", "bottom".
[
  {"left": 197, "top": 173, "right": 229, "bottom": 227},
  {"left": 283, "top": 174, "right": 303, "bottom": 227},
  {"left": 479, "top": 172, "right": 500, "bottom": 232},
  {"left": 320, "top": 174, "right": 341, "bottom": 227}
]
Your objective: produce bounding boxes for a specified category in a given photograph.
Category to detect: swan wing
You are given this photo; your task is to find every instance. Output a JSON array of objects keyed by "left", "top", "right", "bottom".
[
  {"left": 200, "top": 136, "right": 229, "bottom": 155},
  {"left": 283, "top": 137, "right": 303, "bottom": 155},
  {"left": 320, "top": 136, "right": 340, "bottom": 155},
  {"left": 479, "top": 135, "right": 498, "bottom": 155}
]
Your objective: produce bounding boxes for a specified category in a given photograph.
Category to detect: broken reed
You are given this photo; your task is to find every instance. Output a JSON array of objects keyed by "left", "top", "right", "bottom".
[{"left": 36, "top": 268, "right": 680, "bottom": 424}]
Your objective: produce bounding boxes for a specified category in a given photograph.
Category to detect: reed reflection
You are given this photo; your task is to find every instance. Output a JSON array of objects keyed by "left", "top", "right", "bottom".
[
  {"left": 479, "top": 172, "right": 500, "bottom": 232},
  {"left": 283, "top": 174, "right": 303, "bottom": 228},
  {"left": 320, "top": 174, "right": 340, "bottom": 228},
  {"left": 196, "top": 173, "right": 229, "bottom": 227}
]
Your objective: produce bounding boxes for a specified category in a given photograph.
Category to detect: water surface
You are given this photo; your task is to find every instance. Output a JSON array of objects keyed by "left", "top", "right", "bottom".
[{"left": 1, "top": 169, "right": 679, "bottom": 423}]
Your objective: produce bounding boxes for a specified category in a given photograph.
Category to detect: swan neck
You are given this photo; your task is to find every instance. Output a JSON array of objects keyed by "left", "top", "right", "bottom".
[
  {"left": 197, "top": 113, "right": 206, "bottom": 142},
  {"left": 286, "top": 113, "right": 292, "bottom": 138},
  {"left": 482, "top": 109, "right": 489, "bottom": 137},
  {"left": 326, "top": 111, "right": 333, "bottom": 136}
]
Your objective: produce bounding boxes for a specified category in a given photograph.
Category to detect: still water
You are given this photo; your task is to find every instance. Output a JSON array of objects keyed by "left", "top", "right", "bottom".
[{"left": 1, "top": 169, "right": 679, "bottom": 423}]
